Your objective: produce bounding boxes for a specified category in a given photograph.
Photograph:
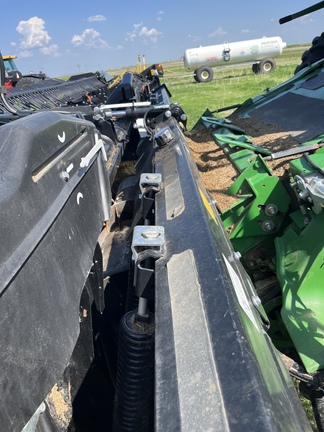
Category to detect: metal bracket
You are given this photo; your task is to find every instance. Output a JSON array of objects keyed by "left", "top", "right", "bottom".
[
  {"left": 80, "top": 132, "right": 107, "bottom": 168},
  {"left": 139, "top": 173, "right": 162, "bottom": 219},
  {"left": 140, "top": 173, "right": 162, "bottom": 194},
  {"left": 129, "top": 173, "right": 162, "bottom": 232},
  {"left": 131, "top": 225, "right": 165, "bottom": 299}
]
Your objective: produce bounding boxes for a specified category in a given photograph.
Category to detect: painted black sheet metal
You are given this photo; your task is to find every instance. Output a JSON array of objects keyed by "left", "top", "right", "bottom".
[
  {"left": 153, "top": 118, "right": 312, "bottom": 431},
  {"left": 0, "top": 111, "right": 109, "bottom": 431},
  {"left": 250, "top": 92, "right": 324, "bottom": 142},
  {"left": 301, "top": 71, "right": 324, "bottom": 90}
]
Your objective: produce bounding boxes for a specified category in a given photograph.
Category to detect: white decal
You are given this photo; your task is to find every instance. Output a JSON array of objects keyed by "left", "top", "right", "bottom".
[
  {"left": 66, "top": 163, "right": 73, "bottom": 173},
  {"left": 77, "top": 192, "right": 83, "bottom": 205},
  {"left": 58, "top": 131, "right": 66, "bottom": 143},
  {"left": 223, "top": 254, "right": 259, "bottom": 331}
]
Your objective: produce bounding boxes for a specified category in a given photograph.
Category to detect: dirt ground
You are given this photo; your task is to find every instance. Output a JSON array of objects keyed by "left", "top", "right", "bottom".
[{"left": 185, "top": 116, "right": 300, "bottom": 211}]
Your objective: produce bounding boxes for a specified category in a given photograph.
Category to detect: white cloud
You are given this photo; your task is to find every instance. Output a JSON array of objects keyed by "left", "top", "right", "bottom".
[
  {"left": 241, "top": 29, "right": 257, "bottom": 37},
  {"left": 208, "top": 27, "right": 228, "bottom": 37},
  {"left": 16, "top": 17, "right": 51, "bottom": 49},
  {"left": 300, "top": 15, "right": 315, "bottom": 24},
  {"left": 18, "top": 50, "right": 34, "bottom": 58},
  {"left": 88, "top": 15, "right": 107, "bottom": 22},
  {"left": 188, "top": 34, "right": 203, "bottom": 43},
  {"left": 139, "top": 26, "right": 161, "bottom": 42},
  {"left": 126, "top": 23, "right": 161, "bottom": 43},
  {"left": 40, "top": 44, "right": 60, "bottom": 56},
  {"left": 71, "top": 29, "right": 109, "bottom": 48},
  {"left": 127, "top": 32, "right": 136, "bottom": 42},
  {"left": 126, "top": 22, "right": 142, "bottom": 42},
  {"left": 157, "top": 11, "right": 164, "bottom": 21}
]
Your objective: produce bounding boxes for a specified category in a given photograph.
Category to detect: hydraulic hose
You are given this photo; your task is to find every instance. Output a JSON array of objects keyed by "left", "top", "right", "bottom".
[{"left": 303, "top": 152, "right": 324, "bottom": 176}]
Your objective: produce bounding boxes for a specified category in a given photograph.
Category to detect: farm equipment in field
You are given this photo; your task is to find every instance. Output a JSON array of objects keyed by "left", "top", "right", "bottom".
[
  {"left": 1, "top": 4, "right": 324, "bottom": 431},
  {"left": 2, "top": 54, "right": 60, "bottom": 88},
  {"left": 3, "top": 55, "right": 23, "bottom": 87},
  {"left": 183, "top": 36, "right": 286, "bottom": 83}
]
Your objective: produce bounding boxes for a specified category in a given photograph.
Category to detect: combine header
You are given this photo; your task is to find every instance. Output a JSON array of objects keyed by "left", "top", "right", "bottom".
[
  {"left": 188, "top": 3, "right": 324, "bottom": 431},
  {"left": 0, "top": 4, "right": 323, "bottom": 431}
]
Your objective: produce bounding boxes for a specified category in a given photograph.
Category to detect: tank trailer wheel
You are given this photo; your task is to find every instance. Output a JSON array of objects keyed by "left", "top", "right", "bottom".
[
  {"left": 195, "top": 66, "right": 213, "bottom": 83},
  {"left": 258, "top": 58, "right": 277, "bottom": 74}
]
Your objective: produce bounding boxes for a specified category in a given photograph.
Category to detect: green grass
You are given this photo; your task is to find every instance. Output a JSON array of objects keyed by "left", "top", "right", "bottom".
[
  {"left": 60, "top": 44, "right": 309, "bottom": 131},
  {"left": 160, "top": 45, "right": 309, "bottom": 129}
]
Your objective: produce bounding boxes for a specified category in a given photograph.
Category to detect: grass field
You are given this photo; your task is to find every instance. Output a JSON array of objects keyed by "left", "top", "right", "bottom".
[
  {"left": 154, "top": 44, "right": 309, "bottom": 129},
  {"left": 103, "top": 45, "right": 310, "bottom": 130}
]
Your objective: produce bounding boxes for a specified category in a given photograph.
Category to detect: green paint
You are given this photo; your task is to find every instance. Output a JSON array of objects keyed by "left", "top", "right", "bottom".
[{"left": 276, "top": 211, "right": 324, "bottom": 372}]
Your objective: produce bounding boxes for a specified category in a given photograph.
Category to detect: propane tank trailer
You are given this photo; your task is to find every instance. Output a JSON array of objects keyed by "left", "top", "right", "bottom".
[{"left": 184, "top": 36, "right": 287, "bottom": 82}]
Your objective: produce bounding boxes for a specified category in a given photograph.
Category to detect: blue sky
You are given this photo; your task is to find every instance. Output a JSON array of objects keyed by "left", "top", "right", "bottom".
[{"left": 1, "top": 0, "right": 324, "bottom": 77}]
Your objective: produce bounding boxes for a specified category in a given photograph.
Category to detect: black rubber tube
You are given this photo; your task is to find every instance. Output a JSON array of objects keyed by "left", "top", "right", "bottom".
[{"left": 303, "top": 152, "right": 324, "bottom": 176}]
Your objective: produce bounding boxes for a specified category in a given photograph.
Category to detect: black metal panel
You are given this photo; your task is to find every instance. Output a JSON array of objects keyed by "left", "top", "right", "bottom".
[
  {"left": 301, "top": 71, "right": 324, "bottom": 89},
  {"left": 0, "top": 111, "right": 97, "bottom": 276},
  {"left": 106, "top": 72, "right": 135, "bottom": 104},
  {"left": 0, "top": 112, "right": 109, "bottom": 431},
  {"left": 246, "top": 92, "right": 324, "bottom": 142},
  {"left": 154, "top": 118, "right": 311, "bottom": 431}
]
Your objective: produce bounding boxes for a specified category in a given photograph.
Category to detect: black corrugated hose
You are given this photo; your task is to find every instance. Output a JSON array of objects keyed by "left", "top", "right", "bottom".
[{"left": 112, "top": 310, "right": 154, "bottom": 432}]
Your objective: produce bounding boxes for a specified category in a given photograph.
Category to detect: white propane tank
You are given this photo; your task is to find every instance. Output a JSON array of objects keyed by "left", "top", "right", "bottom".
[{"left": 183, "top": 36, "right": 287, "bottom": 82}]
